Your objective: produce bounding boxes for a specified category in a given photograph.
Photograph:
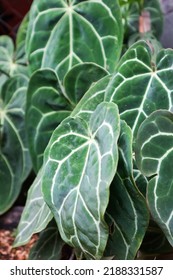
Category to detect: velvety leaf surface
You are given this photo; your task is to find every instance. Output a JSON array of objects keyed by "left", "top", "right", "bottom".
[
  {"left": 42, "top": 102, "right": 120, "bottom": 259},
  {"left": 13, "top": 170, "right": 53, "bottom": 247},
  {"left": 26, "top": 69, "right": 71, "bottom": 171},
  {"left": 135, "top": 110, "right": 173, "bottom": 246},
  {"left": 29, "top": 220, "right": 64, "bottom": 260},
  {"left": 71, "top": 75, "right": 111, "bottom": 122},
  {"left": 105, "top": 121, "right": 149, "bottom": 259},
  {"left": 16, "top": 75, "right": 111, "bottom": 246},
  {"left": 26, "top": 65, "right": 107, "bottom": 171},
  {"left": 26, "top": 0, "right": 123, "bottom": 81},
  {"left": 106, "top": 41, "right": 173, "bottom": 140},
  {"left": 64, "top": 63, "right": 108, "bottom": 105},
  {"left": 0, "top": 75, "right": 31, "bottom": 214}
]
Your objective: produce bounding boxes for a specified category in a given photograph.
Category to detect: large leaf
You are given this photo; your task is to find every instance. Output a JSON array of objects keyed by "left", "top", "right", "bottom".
[
  {"left": 42, "top": 102, "right": 120, "bottom": 259},
  {"left": 26, "top": 0, "right": 123, "bottom": 81},
  {"left": 29, "top": 220, "right": 64, "bottom": 260},
  {"left": 135, "top": 110, "right": 173, "bottom": 246},
  {"left": 106, "top": 40, "right": 173, "bottom": 140},
  {"left": 15, "top": 74, "right": 110, "bottom": 246},
  {"left": 0, "top": 75, "right": 31, "bottom": 214},
  {"left": 26, "top": 64, "right": 107, "bottom": 171},
  {"left": 13, "top": 169, "right": 52, "bottom": 247},
  {"left": 0, "top": 36, "right": 28, "bottom": 78},
  {"left": 105, "top": 121, "right": 149, "bottom": 259},
  {"left": 14, "top": 74, "right": 111, "bottom": 245}
]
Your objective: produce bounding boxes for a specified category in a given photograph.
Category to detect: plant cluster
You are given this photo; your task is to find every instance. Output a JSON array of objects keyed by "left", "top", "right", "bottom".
[{"left": 0, "top": 0, "right": 173, "bottom": 260}]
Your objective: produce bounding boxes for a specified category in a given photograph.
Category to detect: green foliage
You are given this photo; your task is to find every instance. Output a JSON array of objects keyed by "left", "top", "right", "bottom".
[
  {"left": 1, "top": 0, "right": 173, "bottom": 260},
  {"left": 26, "top": 0, "right": 123, "bottom": 79},
  {"left": 0, "top": 15, "right": 31, "bottom": 214},
  {"left": 13, "top": 169, "right": 52, "bottom": 247},
  {"left": 0, "top": 75, "right": 31, "bottom": 214},
  {"left": 42, "top": 102, "right": 120, "bottom": 259},
  {"left": 29, "top": 220, "right": 64, "bottom": 260},
  {"left": 136, "top": 110, "right": 173, "bottom": 245},
  {"left": 26, "top": 64, "right": 108, "bottom": 172}
]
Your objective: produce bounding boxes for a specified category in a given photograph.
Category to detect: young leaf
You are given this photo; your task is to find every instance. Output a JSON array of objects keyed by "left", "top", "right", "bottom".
[
  {"left": 13, "top": 169, "right": 52, "bottom": 247},
  {"left": 42, "top": 102, "right": 120, "bottom": 259},
  {"left": 105, "top": 121, "right": 149, "bottom": 259},
  {"left": 0, "top": 75, "right": 31, "bottom": 214},
  {"left": 29, "top": 220, "right": 64, "bottom": 260},
  {"left": 106, "top": 41, "right": 173, "bottom": 140},
  {"left": 26, "top": 0, "right": 123, "bottom": 80},
  {"left": 135, "top": 110, "right": 173, "bottom": 246},
  {"left": 26, "top": 64, "right": 107, "bottom": 171}
]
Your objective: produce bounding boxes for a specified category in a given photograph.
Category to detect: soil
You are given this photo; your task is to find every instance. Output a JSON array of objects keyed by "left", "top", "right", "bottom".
[
  {"left": 0, "top": 206, "right": 38, "bottom": 260},
  {"left": 0, "top": 230, "right": 38, "bottom": 260}
]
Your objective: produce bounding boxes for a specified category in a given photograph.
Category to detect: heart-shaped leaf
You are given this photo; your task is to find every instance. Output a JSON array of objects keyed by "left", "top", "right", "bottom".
[
  {"left": 42, "top": 102, "right": 120, "bottom": 259},
  {"left": 26, "top": 0, "right": 123, "bottom": 81},
  {"left": 135, "top": 110, "right": 173, "bottom": 246},
  {"left": 15, "top": 74, "right": 111, "bottom": 246},
  {"left": 0, "top": 75, "right": 31, "bottom": 214},
  {"left": 106, "top": 41, "right": 173, "bottom": 140},
  {"left": 105, "top": 121, "right": 149, "bottom": 259},
  {"left": 13, "top": 169, "right": 53, "bottom": 247},
  {"left": 26, "top": 64, "right": 107, "bottom": 171}
]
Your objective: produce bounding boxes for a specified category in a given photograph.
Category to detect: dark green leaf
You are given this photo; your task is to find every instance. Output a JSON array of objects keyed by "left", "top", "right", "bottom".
[
  {"left": 42, "top": 102, "right": 120, "bottom": 259},
  {"left": 29, "top": 220, "right": 64, "bottom": 260},
  {"left": 0, "top": 75, "right": 31, "bottom": 214},
  {"left": 105, "top": 121, "right": 149, "bottom": 259},
  {"left": 26, "top": 64, "right": 107, "bottom": 171},
  {"left": 26, "top": 0, "right": 123, "bottom": 81},
  {"left": 135, "top": 110, "right": 173, "bottom": 246},
  {"left": 106, "top": 41, "right": 173, "bottom": 140}
]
